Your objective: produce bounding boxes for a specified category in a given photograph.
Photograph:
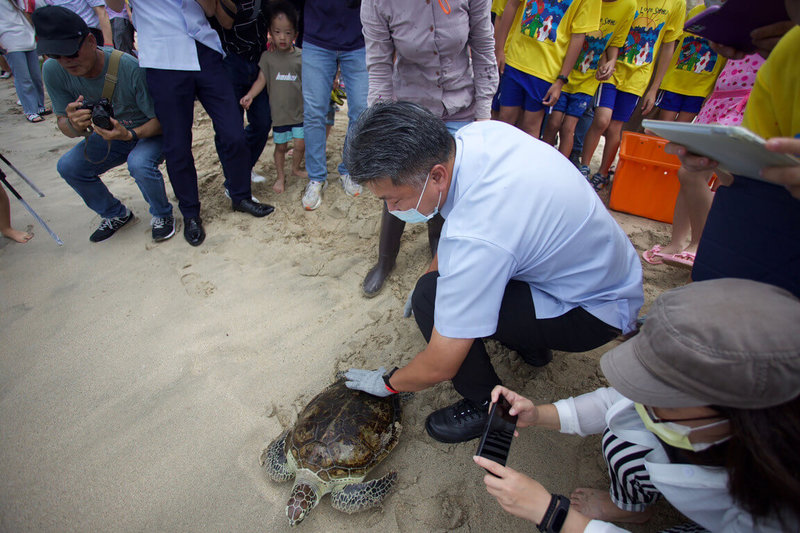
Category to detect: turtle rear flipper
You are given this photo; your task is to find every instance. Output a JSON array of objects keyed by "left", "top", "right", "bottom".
[
  {"left": 260, "top": 430, "right": 294, "bottom": 482},
  {"left": 330, "top": 471, "right": 398, "bottom": 514}
]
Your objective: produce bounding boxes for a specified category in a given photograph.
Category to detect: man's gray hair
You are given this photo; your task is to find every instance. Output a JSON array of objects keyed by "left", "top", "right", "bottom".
[{"left": 344, "top": 101, "right": 455, "bottom": 187}]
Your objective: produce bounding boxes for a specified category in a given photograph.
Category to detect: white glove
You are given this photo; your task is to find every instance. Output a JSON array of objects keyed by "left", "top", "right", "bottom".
[{"left": 344, "top": 367, "right": 394, "bottom": 397}]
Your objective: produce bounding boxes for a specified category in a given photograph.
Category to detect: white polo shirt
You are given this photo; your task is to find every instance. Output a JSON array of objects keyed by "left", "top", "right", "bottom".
[
  {"left": 434, "top": 121, "right": 643, "bottom": 338},
  {"left": 130, "top": 0, "right": 224, "bottom": 71}
]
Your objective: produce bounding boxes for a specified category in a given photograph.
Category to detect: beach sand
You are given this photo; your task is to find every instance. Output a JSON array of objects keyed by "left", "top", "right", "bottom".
[{"left": 0, "top": 79, "right": 692, "bottom": 532}]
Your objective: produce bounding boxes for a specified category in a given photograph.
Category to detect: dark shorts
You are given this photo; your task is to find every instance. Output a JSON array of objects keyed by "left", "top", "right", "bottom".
[
  {"left": 553, "top": 91, "right": 593, "bottom": 117},
  {"left": 498, "top": 65, "right": 552, "bottom": 113},
  {"left": 595, "top": 83, "right": 640, "bottom": 122},
  {"left": 655, "top": 89, "right": 705, "bottom": 114}
]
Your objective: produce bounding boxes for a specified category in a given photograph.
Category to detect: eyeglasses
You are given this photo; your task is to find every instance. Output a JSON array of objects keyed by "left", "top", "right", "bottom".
[
  {"left": 49, "top": 34, "right": 88, "bottom": 60},
  {"left": 642, "top": 405, "right": 725, "bottom": 424}
]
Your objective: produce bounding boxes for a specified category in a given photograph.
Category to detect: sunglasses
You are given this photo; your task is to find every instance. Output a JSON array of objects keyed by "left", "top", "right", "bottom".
[
  {"left": 50, "top": 34, "right": 88, "bottom": 60},
  {"left": 642, "top": 405, "right": 725, "bottom": 424}
]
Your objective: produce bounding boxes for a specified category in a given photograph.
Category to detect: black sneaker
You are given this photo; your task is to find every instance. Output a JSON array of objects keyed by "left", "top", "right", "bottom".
[
  {"left": 425, "top": 398, "right": 490, "bottom": 443},
  {"left": 151, "top": 215, "right": 176, "bottom": 241},
  {"left": 90, "top": 210, "right": 134, "bottom": 242}
]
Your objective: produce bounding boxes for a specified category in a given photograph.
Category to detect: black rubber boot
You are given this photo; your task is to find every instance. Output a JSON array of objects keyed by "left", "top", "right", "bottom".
[
  {"left": 363, "top": 205, "right": 405, "bottom": 297},
  {"left": 427, "top": 213, "right": 444, "bottom": 258}
]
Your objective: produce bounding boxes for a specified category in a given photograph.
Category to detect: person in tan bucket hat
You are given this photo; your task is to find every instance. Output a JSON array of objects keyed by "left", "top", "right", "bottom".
[{"left": 472, "top": 278, "right": 800, "bottom": 533}]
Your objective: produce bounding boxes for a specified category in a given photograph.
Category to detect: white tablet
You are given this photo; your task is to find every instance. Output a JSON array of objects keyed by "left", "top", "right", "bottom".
[{"left": 641, "top": 119, "right": 799, "bottom": 181}]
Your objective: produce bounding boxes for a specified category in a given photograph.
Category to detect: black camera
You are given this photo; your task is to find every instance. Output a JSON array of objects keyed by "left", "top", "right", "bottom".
[{"left": 79, "top": 97, "right": 115, "bottom": 130}]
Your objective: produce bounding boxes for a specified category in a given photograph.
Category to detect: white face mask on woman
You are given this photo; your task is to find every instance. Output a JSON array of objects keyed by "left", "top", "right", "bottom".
[
  {"left": 635, "top": 403, "right": 731, "bottom": 452},
  {"left": 389, "top": 172, "right": 441, "bottom": 224}
]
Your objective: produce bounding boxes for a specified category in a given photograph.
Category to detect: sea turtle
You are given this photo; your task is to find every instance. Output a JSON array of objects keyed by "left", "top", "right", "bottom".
[{"left": 260, "top": 378, "right": 402, "bottom": 526}]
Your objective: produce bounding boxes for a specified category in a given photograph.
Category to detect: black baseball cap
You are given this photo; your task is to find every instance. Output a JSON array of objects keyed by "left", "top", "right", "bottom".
[{"left": 32, "top": 6, "right": 90, "bottom": 57}]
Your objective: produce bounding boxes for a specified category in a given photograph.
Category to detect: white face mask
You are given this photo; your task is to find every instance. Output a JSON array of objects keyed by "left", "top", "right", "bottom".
[
  {"left": 389, "top": 172, "right": 441, "bottom": 224},
  {"left": 635, "top": 403, "right": 731, "bottom": 452}
]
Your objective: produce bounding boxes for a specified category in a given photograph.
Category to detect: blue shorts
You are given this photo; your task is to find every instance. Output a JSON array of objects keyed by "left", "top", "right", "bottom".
[
  {"left": 553, "top": 91, "right": 593, "bottom": 117},
  {"left": 595, "top": 83, "right": 640, "bottom": 122},
  {"left": 273, "top": 123, "right": 304, "bottom": 144},
  {"left": 656, "top": 90, "right": 705, "bottom": 114},
  {"left": 498, "top": 65, "right": 552, "bottom": 113}
]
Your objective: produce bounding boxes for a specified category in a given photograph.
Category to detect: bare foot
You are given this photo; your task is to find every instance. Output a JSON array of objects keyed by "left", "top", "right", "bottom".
[
  {"left": 2, "top": 228, "right": 33, "bottom": 243},
  {"left": 292, "top": 169, "right": 308, "bottom": 178},
  {"left": 570, "top": 488, "right": 653, "bottom": 524},
  {"left": 273, "top": 179, "right": 285, "bottom": 194},
  {"left": 658, "top": 243, "right": 685, "bottom": 255}
]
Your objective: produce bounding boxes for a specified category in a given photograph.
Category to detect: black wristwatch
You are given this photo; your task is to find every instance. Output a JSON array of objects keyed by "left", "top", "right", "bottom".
[
  {"left": 382, "top": 367, "right": 399, "bottom": 394},
  {"left": 127, "top": 128, "right": 139, "bottom": 143},
  {"left": 556, "top": 74, "right": 569, "bottom": 84},
  {"left": 537, "top": 494, "right": 570, "bottom": 533}
]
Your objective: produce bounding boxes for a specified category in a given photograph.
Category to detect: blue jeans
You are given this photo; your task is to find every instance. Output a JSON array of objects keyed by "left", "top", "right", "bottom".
[
  {"left": 216, "top": 51, "right": 271, "bottom": 177},
  {"left": 56, "top": 134, "right": 172, "bottom": 219},
  {"left": 301, "top": 42, "right": 368, "bottom": 182},
  {"left": 5, "top": 50, "right": 45, "bottom": 116},
  {"left": 572, "top": 106, "right": 594, "bottom": 157}
]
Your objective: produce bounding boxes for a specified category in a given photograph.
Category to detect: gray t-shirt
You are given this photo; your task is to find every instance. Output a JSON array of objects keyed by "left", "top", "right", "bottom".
[
  {"left": 258, "top": 47, "right": 303, "bottom": 127},
  {"left": 42, "top": 47, "right": 156, "bottom": 129}
]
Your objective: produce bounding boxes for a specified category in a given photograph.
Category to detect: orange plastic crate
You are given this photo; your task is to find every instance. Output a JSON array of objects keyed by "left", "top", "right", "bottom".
[{"left": 609, "top": 132, "right": 681, "bottom": 224}]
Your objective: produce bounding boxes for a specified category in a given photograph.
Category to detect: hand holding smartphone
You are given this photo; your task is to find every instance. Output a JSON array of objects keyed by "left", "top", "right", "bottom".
[{"left": 476, "top": 395, "right": 518, "bottom": 476}]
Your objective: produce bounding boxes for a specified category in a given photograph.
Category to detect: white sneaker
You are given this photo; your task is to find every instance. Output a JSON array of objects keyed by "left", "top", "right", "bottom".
[
  {"left": 251, "top": 169, "right": 267, "bottom": 183},
  {"left": 224, "top": 188, "right": 260, "bottom": 203},
  {"left": 302, "top": 180, "right": 326, "bottom": 210},
  {"left": 340, "top": 173, "right": 362, "bottom": 197}
]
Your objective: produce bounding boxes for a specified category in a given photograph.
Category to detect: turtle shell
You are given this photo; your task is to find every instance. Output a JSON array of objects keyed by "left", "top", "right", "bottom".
[{"left": 287, "top": 380, "right": 401, "bottom": 484}]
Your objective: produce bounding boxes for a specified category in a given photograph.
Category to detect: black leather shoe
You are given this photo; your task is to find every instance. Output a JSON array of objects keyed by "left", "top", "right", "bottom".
[
  {"left": 425, "top": 398, "right": 490, "bottom": 443},
  {"left": 184, "top": 216, "right": 205, "bottom": 246},
  {"left": 232, "top": 198, "right": 275, "bottom": 217}
]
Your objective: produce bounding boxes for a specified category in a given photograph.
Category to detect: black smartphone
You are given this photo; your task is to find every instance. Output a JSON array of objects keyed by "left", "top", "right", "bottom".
[{"left": 476, "top": 396, "right": 518, "bottom": 476}]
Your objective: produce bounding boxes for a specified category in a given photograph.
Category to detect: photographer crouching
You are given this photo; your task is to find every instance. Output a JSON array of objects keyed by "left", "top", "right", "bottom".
[{"left": 33, "top": 6, "right": 175, "bottom": 243}]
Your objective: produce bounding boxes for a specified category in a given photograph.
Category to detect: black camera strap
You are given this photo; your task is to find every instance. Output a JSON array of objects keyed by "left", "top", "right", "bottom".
[{"left": 84, "top": 49, "right": 124, "bottom": 165}]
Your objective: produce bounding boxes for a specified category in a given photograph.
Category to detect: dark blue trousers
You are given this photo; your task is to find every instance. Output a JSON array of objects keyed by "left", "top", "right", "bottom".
[
  {"left": 216, "top": 51, "right": 271, "bottom": 180},
  {"left": 145, "top": 42, "right": 252, "bottom": 218},
  {"left": 693, "top": 176, "right": 800, "bottom": 298}
]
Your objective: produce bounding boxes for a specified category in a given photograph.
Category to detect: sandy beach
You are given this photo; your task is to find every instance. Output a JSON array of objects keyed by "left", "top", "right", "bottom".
[{"left": 1, "top": 77, "right": 692, "bottom": 532}]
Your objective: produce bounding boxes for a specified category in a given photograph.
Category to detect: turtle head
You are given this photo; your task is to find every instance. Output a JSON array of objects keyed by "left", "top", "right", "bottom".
[{"left": 286, "top": 481, "right": 319, "bottom": 526}]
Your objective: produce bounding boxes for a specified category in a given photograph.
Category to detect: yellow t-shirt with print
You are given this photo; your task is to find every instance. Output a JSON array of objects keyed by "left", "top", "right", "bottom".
[
  {"left": 612, "top": 0, "right": 685, "bottom": 96},
  {"left": 492, "top": 0, "right": 507, "bottom": 17},
  {"left": 505, "top": 0, "right": 602, "bottom": 83},
  {"left": 659, "top": 5, "right": 726, "bottom": 98},
  {"left": 564, "top": 0, "right": 636, "bottom": 97},
  {"left": 742, "top": 25, "right": 800, "bottom": 140}
]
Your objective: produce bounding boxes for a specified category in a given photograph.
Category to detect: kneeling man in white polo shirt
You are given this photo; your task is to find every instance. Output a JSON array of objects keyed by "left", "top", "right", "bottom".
[{"left": 344, "top": 102, "right": 644, "bottom": 444}]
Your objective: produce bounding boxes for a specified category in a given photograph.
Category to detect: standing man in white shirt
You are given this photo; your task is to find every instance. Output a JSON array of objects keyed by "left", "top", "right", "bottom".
[
  {"left": 111, "top": 0, "right": 275, "bottom": 246},
  {"left": 343, "top": 102, "right": 644, "bottom": 444}
]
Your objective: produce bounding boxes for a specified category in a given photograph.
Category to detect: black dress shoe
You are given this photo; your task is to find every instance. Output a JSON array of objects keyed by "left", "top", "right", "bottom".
[
  {"left": 232, "top": 198, "right": 275, "bottom": 217},
  {"left": 425, "top": 398, "right": 490, "bottom": 443},
  {"left": 184, "top": 216, "right": 205, "bottom": 246}
]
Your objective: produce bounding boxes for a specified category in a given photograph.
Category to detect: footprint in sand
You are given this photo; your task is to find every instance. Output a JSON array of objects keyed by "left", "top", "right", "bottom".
[{"left": 180, "top": 272, "right": 217, "bottom": 298}]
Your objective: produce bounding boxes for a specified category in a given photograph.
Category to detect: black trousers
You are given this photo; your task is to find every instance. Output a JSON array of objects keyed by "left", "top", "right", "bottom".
[{"left": 411, "top": 271, "right": 621, "bottom": 403}]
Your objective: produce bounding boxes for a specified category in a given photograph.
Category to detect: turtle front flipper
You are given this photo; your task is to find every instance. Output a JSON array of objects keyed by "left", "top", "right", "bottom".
[
  {"left": 330, "top": 471, "right": 398, "bottom": 514},
  {"left": 259, "top": 430, "right": 294, "bottom": 482}
]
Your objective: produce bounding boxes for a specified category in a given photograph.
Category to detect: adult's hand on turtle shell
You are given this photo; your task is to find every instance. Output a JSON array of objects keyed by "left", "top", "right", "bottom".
[{"left": 345, "top": 367, "right": 394, "bottom": 397}]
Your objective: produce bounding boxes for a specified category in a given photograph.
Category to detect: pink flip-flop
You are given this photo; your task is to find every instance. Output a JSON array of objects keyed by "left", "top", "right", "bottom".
[
  {"left": 642, "top": 244, "right": 665, "bottom": 265},
  {"left": 661, "top": 251, "right": 696, "bottom": 269}
]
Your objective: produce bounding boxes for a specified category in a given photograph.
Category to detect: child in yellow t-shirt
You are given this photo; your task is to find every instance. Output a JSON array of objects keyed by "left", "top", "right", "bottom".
[
  {"left": 580, "top": 0, "right": 685, "bottom": 190},
  {"left": 656, "top": 4, "right": 726, "bottom": 122},
  {"left": 542, "top": 0, "right": 636, "bottom": 159},
  {"left": 494, "top": 0, "right": 601, "bottom": 138}
]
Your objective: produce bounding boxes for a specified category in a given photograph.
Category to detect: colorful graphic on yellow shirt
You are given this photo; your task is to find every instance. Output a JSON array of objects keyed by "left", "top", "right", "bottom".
[
  {"left": 612, "top": 0, "right": 684, "bottom": 96},
  {"left": 564, "top": 0, "right": 635, "bottom": 97},
  {"left": 520, "top": 0, "right": 576, "bottom": 43},
  {"left": 620, "top": 17, "right": 663, "bottom": 66},
  {"left": 658, "top": 5, "right": 725, "bottom": 98},
  {"left": 674, "top": 37, "right": 718, "bottom": 73},
  {"left": 505, "top": 0, "right": 601, "bottom": 82}
]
